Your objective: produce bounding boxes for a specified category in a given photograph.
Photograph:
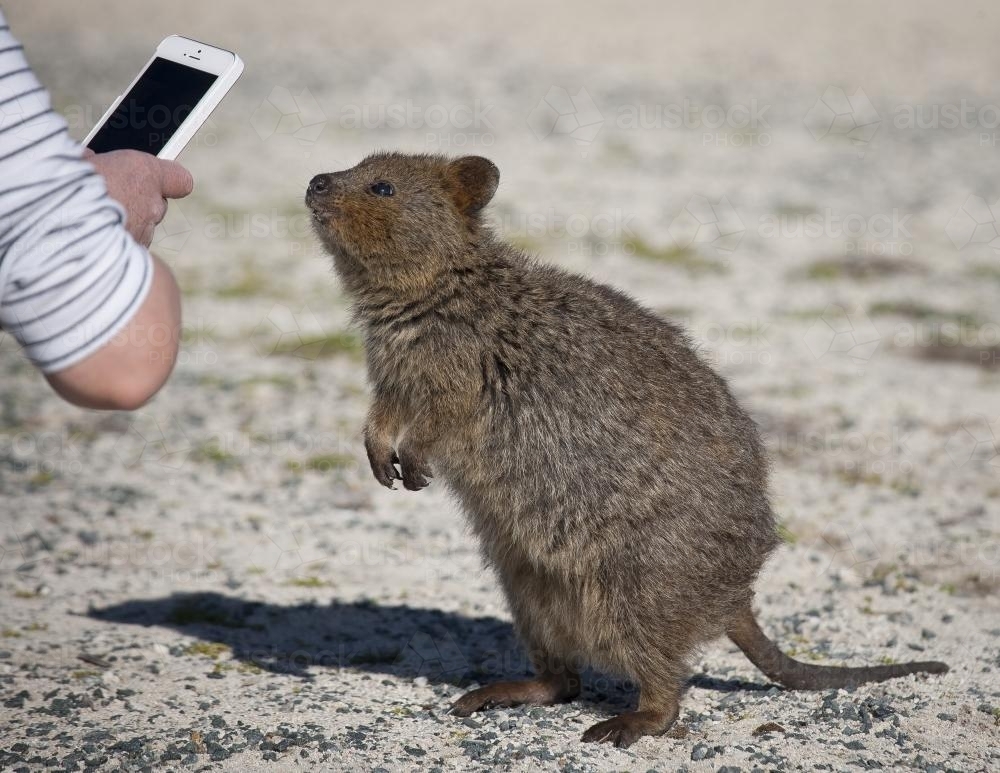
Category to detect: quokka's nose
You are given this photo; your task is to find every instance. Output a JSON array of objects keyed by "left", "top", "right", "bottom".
[{"left": 308, "top": 174, "right": 332, "bottom": 196}]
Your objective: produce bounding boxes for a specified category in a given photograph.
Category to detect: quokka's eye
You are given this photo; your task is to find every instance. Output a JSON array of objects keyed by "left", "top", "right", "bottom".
[{"left": 370, "top": 181, "right": 395, "bottom": 197}]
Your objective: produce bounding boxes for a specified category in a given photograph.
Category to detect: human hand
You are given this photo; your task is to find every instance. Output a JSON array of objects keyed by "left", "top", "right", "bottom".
[{"left": 83, "top": 149, "right": 194, "bottom": 247}]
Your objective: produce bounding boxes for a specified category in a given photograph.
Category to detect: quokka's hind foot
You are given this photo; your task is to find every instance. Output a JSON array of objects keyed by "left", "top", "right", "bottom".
[
  {"left": 581, "top": 709, "right": 677, "bottom": 748},
  {"left": 450, "top": 673, "right": 580, "bottom": 717},
  {"left": 581, "top": 681, "right": 680, "bottom": 749}
]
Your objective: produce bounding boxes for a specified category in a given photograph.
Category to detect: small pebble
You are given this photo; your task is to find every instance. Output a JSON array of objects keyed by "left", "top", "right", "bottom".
[{"left": 691, "top": 743, "right": 714, "bottom": 761}]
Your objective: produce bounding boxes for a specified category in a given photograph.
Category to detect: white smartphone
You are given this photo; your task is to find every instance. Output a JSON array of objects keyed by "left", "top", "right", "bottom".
[{"left": 84, "top": 35, "right": 243, "bottom": 160}]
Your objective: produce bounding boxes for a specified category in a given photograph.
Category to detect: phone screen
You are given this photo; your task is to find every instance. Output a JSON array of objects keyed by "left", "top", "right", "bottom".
[{"left": 87, "top": 57, "right": 217, "bottom": 155}]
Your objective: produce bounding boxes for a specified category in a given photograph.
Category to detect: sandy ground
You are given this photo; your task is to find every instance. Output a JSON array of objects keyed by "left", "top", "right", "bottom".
[{"left": 2, "top": 1, "right": 999, "bottom": 770}]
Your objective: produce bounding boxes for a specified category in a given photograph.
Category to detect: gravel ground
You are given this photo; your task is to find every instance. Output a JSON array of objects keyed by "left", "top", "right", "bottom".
[{"left": 2, "top": 1, "right": 999, "bottom": 770}]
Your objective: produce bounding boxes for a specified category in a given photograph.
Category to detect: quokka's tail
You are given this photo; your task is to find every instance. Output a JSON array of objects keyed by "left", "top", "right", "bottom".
[{"left": 727, "top": 604, "right": 948, "bottom": 690}]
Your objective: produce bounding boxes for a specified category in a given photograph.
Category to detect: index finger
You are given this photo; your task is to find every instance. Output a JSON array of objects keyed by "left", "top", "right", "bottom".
[{"left": 157, "top": 159, "right": 195, "bottom": 199}]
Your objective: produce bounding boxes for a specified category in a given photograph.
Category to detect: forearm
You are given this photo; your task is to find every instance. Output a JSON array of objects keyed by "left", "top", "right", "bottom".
[
  {"left": 0, "top": 16, "right": 193, "bottom": 410},
  {"left": 44, "top": 255, "right": 182, "bottom": 410}
]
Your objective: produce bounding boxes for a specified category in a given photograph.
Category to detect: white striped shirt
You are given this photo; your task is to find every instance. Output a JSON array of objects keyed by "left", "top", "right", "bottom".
[{"left": 0, "top": 12, "right": 152, "bottom": 373}]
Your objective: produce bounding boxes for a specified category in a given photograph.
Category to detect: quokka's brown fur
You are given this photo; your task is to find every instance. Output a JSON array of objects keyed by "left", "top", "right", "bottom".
[{"left": 305, "top": 153, "right": 948, "bottom": 747}]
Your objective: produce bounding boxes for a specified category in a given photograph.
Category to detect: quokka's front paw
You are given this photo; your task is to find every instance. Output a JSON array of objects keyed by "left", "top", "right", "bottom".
[
  {"left": 397, "top": 449, "right": 433, "bottom": 491},
  {"left": 365, "top": 437, "right": 401, "bottom": 489}
]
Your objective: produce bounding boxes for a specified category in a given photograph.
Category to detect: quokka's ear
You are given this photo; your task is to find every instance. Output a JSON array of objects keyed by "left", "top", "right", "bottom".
[{"left": 444, "top": 156, "right": 500, "bottom": 217}]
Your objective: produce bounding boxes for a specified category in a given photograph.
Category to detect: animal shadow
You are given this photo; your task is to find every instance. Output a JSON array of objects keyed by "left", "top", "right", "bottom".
[
  {"left": 88, "top": 592, "right": 772, "bottom": 708},
  {"left": 89, "top": 592, "right": 521, "bottom": 684}
]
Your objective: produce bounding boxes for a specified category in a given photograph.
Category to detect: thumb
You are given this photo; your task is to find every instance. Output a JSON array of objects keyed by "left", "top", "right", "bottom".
[{"left": 157, "top": 159, "right": 195, "bottom": 199}]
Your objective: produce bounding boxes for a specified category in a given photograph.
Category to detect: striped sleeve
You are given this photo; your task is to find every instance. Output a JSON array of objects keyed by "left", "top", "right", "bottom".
[{"left": 0, "top": 13, "right": 153, "bottom": 373}]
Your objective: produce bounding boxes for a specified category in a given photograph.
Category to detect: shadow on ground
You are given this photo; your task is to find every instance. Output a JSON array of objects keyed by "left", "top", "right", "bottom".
[{"left": 89, "top": 592, "right": 773, "bottom": 707}]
